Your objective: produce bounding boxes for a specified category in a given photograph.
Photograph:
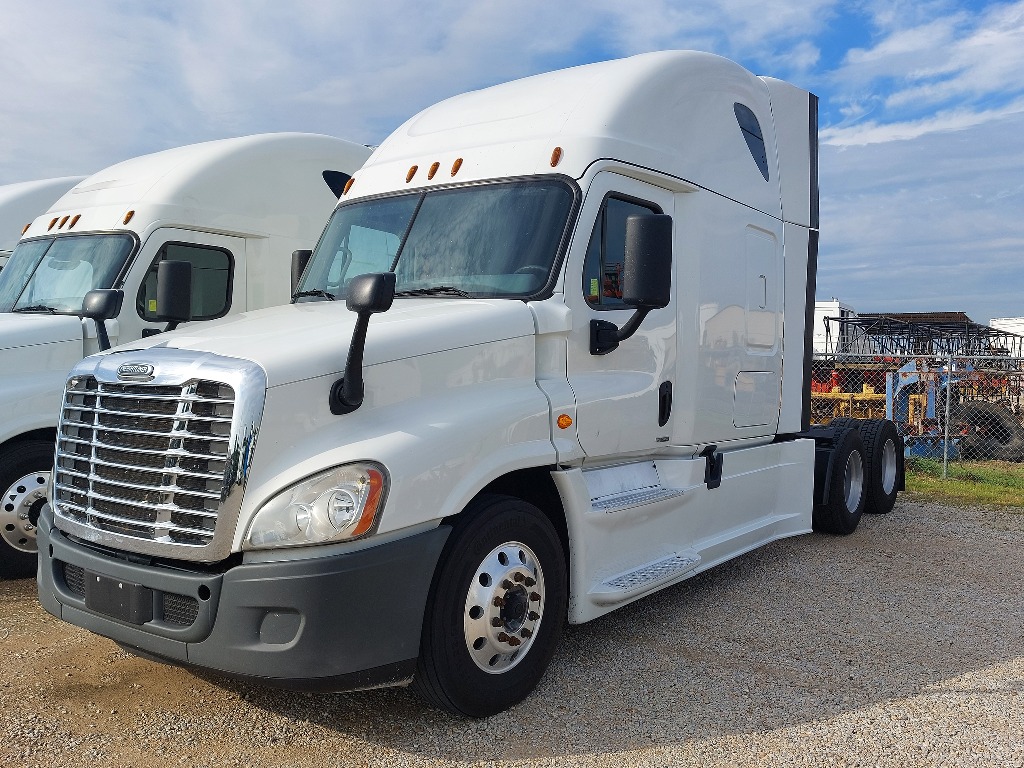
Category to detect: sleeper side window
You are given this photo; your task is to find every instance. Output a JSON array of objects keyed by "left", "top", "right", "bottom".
[
  {"left": 137, "top": 242, "right": 233, "bottom": 322},
  {"left": 735, "top": 103, "right": 770, "bottom": 181},
  {"left": 582, "top": 196, "right": 660, "bottom": 309}
]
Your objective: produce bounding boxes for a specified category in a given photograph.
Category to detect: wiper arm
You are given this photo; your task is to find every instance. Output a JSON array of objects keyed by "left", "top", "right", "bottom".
[
  {"left": 393, "top": 286, "right": 474, "bottom": 298},
  {"left": 13, "top": 304, "right": 58, "bottom": 314},
  {"left": 291, "top": 289, "right": 336, "bottom": 301}
]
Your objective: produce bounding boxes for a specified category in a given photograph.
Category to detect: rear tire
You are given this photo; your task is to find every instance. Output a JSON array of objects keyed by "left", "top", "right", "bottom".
[
  {"left": 813, "top": 428, "right": 866, "bottom": 535},
  {"left": 859, "top": 419, "right": 902, "bottom": 514},
  {"left": 0, "top": 440, "right": 52, "bottom": 579},
  {"left": 413, "top": 494, "right": 567, "bottom": 718}
]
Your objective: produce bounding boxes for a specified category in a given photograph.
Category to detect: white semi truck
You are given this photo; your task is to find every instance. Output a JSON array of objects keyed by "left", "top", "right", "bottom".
[
  {"left": 38, "top": 52, "right": 903, "bottom": 717},
  {"left": 1, "top": 133, "right": 371, "bottom": 577},
  {"left": 0, "top": 177, "right": 87, "bottom": 272}
]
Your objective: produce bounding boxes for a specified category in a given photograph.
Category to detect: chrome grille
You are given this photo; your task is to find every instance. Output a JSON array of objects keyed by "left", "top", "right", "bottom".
[{"left": 53, "top": 377, "right": 235, "bottom": 550}]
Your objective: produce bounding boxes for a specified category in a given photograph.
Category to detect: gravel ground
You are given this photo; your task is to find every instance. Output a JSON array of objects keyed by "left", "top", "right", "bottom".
[{"left": 2, "top": 499, "right": 1023, "bottom": 767}]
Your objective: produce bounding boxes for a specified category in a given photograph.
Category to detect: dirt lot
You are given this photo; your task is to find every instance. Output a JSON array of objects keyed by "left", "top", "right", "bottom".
[{"left": 3, "top": 500, "right": 1023, "bottom": 767}]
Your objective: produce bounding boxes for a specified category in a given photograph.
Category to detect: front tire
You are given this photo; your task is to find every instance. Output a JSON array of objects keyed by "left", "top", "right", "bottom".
[
  {"left": 413, "top": 494, "right": 567, "bottom": 717},
  {"left": 0, "top": 440, "right": 53, "bottom": 579}
]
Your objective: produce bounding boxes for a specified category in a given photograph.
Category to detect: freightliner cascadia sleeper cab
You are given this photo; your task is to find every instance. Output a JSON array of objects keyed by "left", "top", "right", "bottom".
[
  {"left": 0, "top": 134, "right": 371, "bottom": 577},
  {"left": 38, "top": 52, "right": 903, "bottom": 716}
]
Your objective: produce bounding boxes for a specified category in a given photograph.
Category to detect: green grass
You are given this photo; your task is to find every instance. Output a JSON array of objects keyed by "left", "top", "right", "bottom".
[{"left": 905, "top": 457, "right": 1024, "bottom": 508}]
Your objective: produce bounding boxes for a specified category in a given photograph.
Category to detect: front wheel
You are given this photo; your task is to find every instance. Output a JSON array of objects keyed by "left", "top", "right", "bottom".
[
  {"left": 413, "top": 494, "right": 567, "bottom": 717},
  {"left": 0, "top": 440, "right": 53, "bottom": 579}
]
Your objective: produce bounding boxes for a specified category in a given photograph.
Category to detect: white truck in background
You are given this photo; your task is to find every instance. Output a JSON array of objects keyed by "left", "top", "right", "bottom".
[
  {"left": 0, "top": 133, "right": 371, "bottom": 577},
  {"left": 0, "top": 177, "right": 87, "bottom": 272},
  {"left": 38, "top": 52, "right": 903, "bottom": 716}
]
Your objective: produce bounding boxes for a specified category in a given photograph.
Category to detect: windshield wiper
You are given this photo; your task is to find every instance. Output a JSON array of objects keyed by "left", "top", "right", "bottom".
[
  {"left": 394, "top": 286, "right": 474, "bottom": 298},
  {"left": 13, "top": 304, "right": 59, "bottom": 314},
  {"left": 291, "top": 289, "right": 336, "bottom": 301}
]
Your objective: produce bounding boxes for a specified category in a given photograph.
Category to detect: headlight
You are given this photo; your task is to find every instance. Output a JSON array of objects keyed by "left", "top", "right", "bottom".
[{"left": 244, "top": 462, "right": 387, "bottom": 549}]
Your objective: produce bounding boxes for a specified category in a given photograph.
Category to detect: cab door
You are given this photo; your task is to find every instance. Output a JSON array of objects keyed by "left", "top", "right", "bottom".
[
  {"left": 564, "top": 173, "right": 677, "bottom": 461},
  {"left": 116, "top": 228, "right": 246, "bottom": 346}
]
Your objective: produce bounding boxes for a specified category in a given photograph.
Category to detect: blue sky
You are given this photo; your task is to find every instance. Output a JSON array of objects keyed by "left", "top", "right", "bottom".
[{"left": 1, "top": 0, "right": 1021, "bottom": 322}]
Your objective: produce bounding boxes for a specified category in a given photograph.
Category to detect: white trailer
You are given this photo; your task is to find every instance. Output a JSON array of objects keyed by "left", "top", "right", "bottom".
[
  {"left": 38, "top": 53, "right": 903, "bottom": 716},
  {"left": 0, "top": 177, "right": 86, "bottom": 271},
  {"left": 0, "top": 134, "right": 371, "bottom": 576}
]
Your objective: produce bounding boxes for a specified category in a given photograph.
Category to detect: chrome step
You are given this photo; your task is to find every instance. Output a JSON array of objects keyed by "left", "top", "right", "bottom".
[
  {"left": 589, "top": 552, "right": 701, "bottom": 605},
  {"left": 590, "top": 486, "right": 685, "bottom": 513}
]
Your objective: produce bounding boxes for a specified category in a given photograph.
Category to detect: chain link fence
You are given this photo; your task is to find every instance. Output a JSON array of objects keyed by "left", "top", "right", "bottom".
[{"left": 810, "top": 353, "right": 1024, "bottom": 471}]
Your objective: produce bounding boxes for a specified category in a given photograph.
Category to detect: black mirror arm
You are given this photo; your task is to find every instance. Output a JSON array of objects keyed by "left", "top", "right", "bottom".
[
  {"left": 95, "top": 319, "right": 112, "bottom": 352},
  {"left": 329, "top": 312, "right": 372, "bottom": 414},
  {"left": 590, "top": 307, "right": 653, "bottom": 355}
]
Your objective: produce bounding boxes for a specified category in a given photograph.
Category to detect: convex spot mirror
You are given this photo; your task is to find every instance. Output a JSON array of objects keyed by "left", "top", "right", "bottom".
[{"left": 81, "top": 289, "right": 124, "bottom": 352}]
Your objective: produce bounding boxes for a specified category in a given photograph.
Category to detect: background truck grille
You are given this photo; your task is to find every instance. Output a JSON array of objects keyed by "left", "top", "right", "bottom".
[{"left": 53, "top": 377, "right": 235, "bottom": 549}]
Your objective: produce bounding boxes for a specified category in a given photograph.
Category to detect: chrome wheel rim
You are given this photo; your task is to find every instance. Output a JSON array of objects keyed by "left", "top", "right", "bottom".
[
  {"left": 880, "top": 438, "right": 898, "bottom": 495},
  {"left": 1, "top": 470, "right": 48, "bottom": 553},
  {"left": 463, "top": 541, "right": 545, "bottom": 674},
  {"left": 844, "top": 451, "right": 864, "bottom": 512}
]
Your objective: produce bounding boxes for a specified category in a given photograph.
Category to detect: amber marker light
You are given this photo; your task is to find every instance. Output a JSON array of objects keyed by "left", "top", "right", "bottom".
[
  {"left": 406, "top": 165, "right": 418, "bottom": 183},
  {"left": 69, "top": 214, "right": 80, "bottom": 229},
  {"left": 123, "top": 210, "right": 135, "bottom": 225},
  {"left": 47, "top": 217, "right": 59, "bottom": 231},
  {"left": 343, "top": 176, "right": 355, "bottom": 195},
  {"left": 428, "top": 162, "right": 440, "bottom": 180},
  {"left": 59, "top": 215, "right": 69, "bottom": 228},
  {"left": 21, "top": 223, "right": 31, "bottom": 235},
  {"left": 557, "top": 414, "right": 573, "bottom": 430},
  {"left": 550, "top": 147, "right": 563, "bottom": 167},
  {"left": 451, "top": 157, "right": 463, "bottom": 176},
  {"left": 351, "top": 467, "right": 386, "bottom": 537}
]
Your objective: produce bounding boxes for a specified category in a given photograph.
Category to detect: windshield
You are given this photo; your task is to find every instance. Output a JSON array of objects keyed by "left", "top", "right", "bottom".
[
  {"left": 0, "top": 234, "right": 135, "bottom": 314},
  {"left": 296, "top": 179, "right": 576, "bottom": 301}
]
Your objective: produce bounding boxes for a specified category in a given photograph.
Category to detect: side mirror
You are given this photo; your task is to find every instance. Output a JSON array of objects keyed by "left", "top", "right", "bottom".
[
  {"left": 591, "top": 213, "right": 673, "bottom": 354},
  {"left": 290, "top": 249, "right": 312, "bottom": 297},
  {"left": 81, "top": 289, "right": 124, "bottom": 351},
  {"left": 156, "top": 260, "right": 193, "bottom": 332},
  {"left": 329, "top": 272, "right": 396, "bottom": 415}
]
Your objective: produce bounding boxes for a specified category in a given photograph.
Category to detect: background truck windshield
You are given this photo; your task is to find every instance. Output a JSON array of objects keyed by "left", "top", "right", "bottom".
[
  {"left": 0, "top": 234, "right": 135, "bottom": 314},
  {"left": 297, "top": 179, "right": 575, "bottom": 300}
]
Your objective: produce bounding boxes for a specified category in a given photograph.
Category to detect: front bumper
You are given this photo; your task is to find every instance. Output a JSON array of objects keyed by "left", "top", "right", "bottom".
[{"left": 37, "top": 508, "right": 450, "bottom": 691}]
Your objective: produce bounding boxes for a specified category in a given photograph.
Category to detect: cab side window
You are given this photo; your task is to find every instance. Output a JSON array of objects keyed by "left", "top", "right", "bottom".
[
  {"left": 137, "top": 243, "right": 233, "bottom": 322},
  {"left": 582, "top": 196, "right": 660, "bottom": 309}
]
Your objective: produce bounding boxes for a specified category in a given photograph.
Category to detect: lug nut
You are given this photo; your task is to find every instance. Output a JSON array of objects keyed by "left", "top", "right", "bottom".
[
  {"left": 528, "top": 611, "right": 540, "bottom": 621},
  {"left": 497, "top": 632, "right": 510, "bottom": 643},
  {"left": 520, "top": 628, "right": 533, "bottom": 638},
  {"left": 491, "top": 617, "right": 503, "bottom": 627},
  {"left": 501, "top": 579, "right": 513, "bottom": 589},
  {"left": 513, "top": 572, "right": 525, "bottom": 582},
  {"left": 507, "top": 636, "right": 521, "bottom": 647},
  {"left": 524, "top": 577, "right": 536, "bottom": 587},
  {"left": 530, "top": 592, "right": 541, "bottom": 602},
  {"left": 492, "top": 596, "right": 505, "bottom": 607}
]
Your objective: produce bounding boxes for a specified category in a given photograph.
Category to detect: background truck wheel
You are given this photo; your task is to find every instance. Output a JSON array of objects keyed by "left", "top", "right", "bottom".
[
  {"left": 413, "top": 494, "right": 567, "bottom": 718},
  {"left": 859, "top": 419, "right": 902, "bottom": 515},
  {"left": 0, "top": 440, "right": 52, "bottom": 579},
  {"left": 813, "top": 428, "right": 866, "bottom": 536}
]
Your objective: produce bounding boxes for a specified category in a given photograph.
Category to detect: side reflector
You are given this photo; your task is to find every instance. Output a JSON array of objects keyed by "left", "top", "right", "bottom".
[
  {"left": 123, "top": 210, "right": 135, "bottom": 225},
  {"left": 557, "top": 414, "right": 573, "bottom": 430}
]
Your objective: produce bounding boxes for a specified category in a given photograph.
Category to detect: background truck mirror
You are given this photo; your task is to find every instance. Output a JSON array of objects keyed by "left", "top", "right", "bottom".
[
  {"left": 156, "top": 260, "right": 193, "bottom": 332},
  {"left": 81, "top": 289, "right": 124, "bottom": 351},
  {"left": 291, "top": 249, "right": 312, "bottom": 297}
]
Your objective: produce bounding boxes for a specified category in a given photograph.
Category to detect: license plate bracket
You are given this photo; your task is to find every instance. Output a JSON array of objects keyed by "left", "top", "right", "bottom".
[{"left": 84, "top": 571, "right": 154, "bottom": 624}]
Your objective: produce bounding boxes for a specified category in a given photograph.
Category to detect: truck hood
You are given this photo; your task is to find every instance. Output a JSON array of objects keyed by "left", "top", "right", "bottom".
[
  {"left": 0, "top": 313, "right": 83, "bottom": 352},
  {"left": 109, "top": 299, "right": 539, "bottom": 388}
]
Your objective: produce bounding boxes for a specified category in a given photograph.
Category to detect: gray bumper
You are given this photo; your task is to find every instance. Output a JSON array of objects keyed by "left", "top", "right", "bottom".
[{"left": 37, "top": 508, "right": 450, "bottom": 690}]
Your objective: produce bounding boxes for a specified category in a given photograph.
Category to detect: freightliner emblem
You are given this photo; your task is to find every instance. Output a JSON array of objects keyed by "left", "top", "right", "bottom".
[{"left": 117, "top": 362, "right": 155, "bottom": 381}]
